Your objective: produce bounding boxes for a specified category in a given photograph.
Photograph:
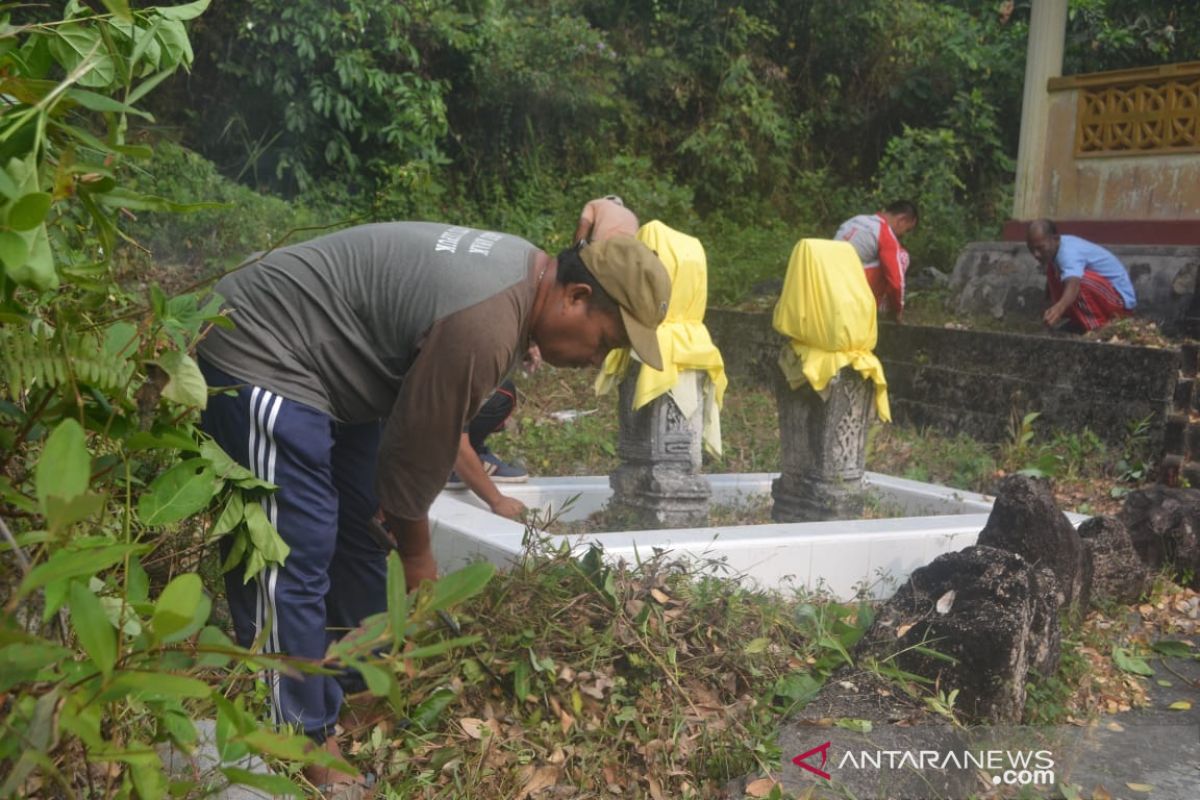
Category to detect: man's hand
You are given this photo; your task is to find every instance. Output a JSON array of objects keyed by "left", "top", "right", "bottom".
[
  {"left": 379, "top": 512, "right": 438, "bottom": 587},
  {"left": 489, "top": 494, "right": 527, "bottom": 521},
  {"left": 523, "top": 344, "right": 542, "bottom": 375}
]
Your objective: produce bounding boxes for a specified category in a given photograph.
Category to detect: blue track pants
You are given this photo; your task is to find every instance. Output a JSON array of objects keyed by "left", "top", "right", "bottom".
[{"left": 199, "top": 360, "right": 389, "bottom": 739}]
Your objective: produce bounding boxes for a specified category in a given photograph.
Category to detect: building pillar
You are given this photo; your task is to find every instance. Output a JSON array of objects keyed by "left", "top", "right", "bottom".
[
  {"left": 1013, "top": 0, "right": 1068, "bottom": 221},
  {"left": 609, "top": 363, "right": 711, "bottom": 528},
  {"left": 772, "top": 368, "right": 874, "bottom": 522}
]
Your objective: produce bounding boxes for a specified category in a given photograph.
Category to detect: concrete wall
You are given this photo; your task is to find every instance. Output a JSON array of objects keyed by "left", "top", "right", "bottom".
[
  {"left": 706, "top": 309, "right": 1181, "bottom": 451},
  {"left": 948, "top": 241, "right": 1200, "bottom": 329},
  {"left": 1043, "top": 90, "right": 1200, "bottom": 221}
]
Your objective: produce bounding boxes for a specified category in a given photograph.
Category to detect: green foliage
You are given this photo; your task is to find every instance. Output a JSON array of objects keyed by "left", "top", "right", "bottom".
[
  {"left": 1065, "top": 0, "right": 1200, "bottom": 74},
  {"left": 198, "top": 0, "right": 451, "bottom": 192},
  {"left": 120, "top": 140, "right": 339, "bottom": 279},
  {"left": 0, "top": 6, "right": 494, "bottom": 796}
]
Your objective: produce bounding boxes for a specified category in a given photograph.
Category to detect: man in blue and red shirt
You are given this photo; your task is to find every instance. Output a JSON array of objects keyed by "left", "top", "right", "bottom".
[
  {"left": 835, "top": 200, "right": 919, "bottom": 322},
  {"left": 1026, "top": 219, "right": 1136, "bottom": 332}
]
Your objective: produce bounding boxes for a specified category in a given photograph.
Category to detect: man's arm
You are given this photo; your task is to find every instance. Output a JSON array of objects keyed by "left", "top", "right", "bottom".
[
  {"left": 573, "top": 202, "right": 595, "bottom": 244},
  {"left": 375, "top": 296, "right": 523, "bottom": 586},
  {"left": 1044, "top": 276, "right": 1081, "bottom": 326},
  {"left": 877, "top": 223, "right": 908, "bottom": 321},
  {"left": 454, "top": 432, "right": 527, "bottom": 520}
]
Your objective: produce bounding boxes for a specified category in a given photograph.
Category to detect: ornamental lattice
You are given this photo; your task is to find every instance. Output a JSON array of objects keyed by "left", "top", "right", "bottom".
[{"left": 1077, "top": 74, "right": 1200, "bottom": 156}]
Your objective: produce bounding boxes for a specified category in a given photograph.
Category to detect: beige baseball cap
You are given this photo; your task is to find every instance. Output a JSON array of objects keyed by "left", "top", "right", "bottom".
[{"left": 578, "top": 236, "right": 670, "bottom": 370}]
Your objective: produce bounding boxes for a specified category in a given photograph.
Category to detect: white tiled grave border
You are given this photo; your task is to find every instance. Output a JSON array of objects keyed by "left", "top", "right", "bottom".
[{"left": 429, "top": 472, "right": 1085, "bottom": 600}]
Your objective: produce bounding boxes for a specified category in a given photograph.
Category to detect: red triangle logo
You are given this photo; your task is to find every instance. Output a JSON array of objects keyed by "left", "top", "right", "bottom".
[{"left": 792, "top": 741, "right": 832, "bottom": 780}]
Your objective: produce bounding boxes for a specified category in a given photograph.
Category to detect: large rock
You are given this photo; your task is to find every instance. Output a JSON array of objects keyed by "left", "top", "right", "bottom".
[
  {"left": 977, "top": 474, "right": 1089, "bottom": 618},
  {"left": 1078, "top": 516, "right": 1153, "bottom": 604},
  {"left": 857, "top": 545, "right": 1060, "bottom": 723},
  {"left": 1118, "top": 486, "right": 1200, "bottom": 588}
]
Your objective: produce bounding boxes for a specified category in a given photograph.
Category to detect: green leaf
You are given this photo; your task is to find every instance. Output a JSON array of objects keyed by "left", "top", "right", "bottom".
[
  {"left": 64, "top": 87, "right": 153, "bottom": 120},
  {"left": 513, "top": 659, "right": 531, "bottom": 701},
  {"left": 411, "top": 686, "right": 457, "bottom": 730},
  {"left": 151, "top": 573, "right": 210, "bottom": 643},
  {"left": 69, "top": 581, "right": 117, "bottom": 678},
  {"left": 44, "top": 491, "right": 106, "bottom": 534},
  {"left": 1151, "top": 640, "right": 1196, "bottom": 659},
  {"left": 834, "top": 717, "right": 873, "bottom": 733},
  {"left": 152, "top": 0, "right": 212, "bottom": 22},
  {"left": 386, "top": 551, "right": 408, "bottom": 652},
  {"left": 200, "top": 438, "right": 258, "bottom": 483},
  {"left": 396, "top": 635, "right": 481, "bottom": 661},
  {"left": 21, "top": 223, "right": 56, "bottom": 290},
  {"left": 773, "top": 673, "right": 822, "bottom": 707},
  {"left": 100, "top": 0, "right": 134, "bottom": 22},
  {"left": 427, "top": 561, "right": 495, "bottom": 614},
  {"left": 100, "top": 671, "right": 212, "bottom": 702},
  {"left": 156, "top": 350, "right": 208, "bottom": 409},
  {"left": 1113, "top": 646, "right": 1155, "bottom": 676},
  {"left": 196, "top": 625, "right": 236, "bottom": 668},
  {"left": 354, "top": 661, "right": 393, "bottom": 696},
  {"left": 126, "top": 68, "right": 175, "bottom": 105},
  {"left": 221, "top": 768, "right": 303, "bottom": 797},
  {"left": 126, "top": 556, "right": 149, "bottom": 603},
  {"left": 128, "top": 428, "right": 203, "bottom": 452},
  {"left": 6, "top": 191, "right": 52, "bottom": 230},
  {"left": 0, "top": 642, "right": 71, "bottom": 690},
  {"left": 243, "top": 501, "right": 290, "bottom": 563},
  {"left": 36, "top": 419, "right": 91, "bottom": 511},
  {"left": 210, "top": 491, "right": 245, "bottom": 539},
  {"left": 95, "top": 186, "right": 219, "bottom": 212},
  {"left": 240, "top": 728, "right": 332, "bottom": 764},
  {"left": 48, "top": 24, "right": 116, "bottom": 88},
  {"left": 0, "top": 230, "right": 29, "bottom": 270},
  {"left": 154, "top": 18, "right": 194, "bottom": 68},
  {"left": 743, "top": 637, "right": 770, "bottom": 654},
  {"left": 137, "top": 459, "right": 218, "bottom": 526}
]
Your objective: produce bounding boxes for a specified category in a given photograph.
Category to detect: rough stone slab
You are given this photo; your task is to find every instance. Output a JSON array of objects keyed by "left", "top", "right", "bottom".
[
  {"left": 857, "top": 545, "right": 1059, "bottom": 723},
  {"left": 977, "top": 474, "right": 1089, "bottom": 618},
  {"left": 1078, "top": 516, "right": 1152, "bottom": 604},
  {"left": 1118, "top": 486, "right": 1200, "bottom": 588}
]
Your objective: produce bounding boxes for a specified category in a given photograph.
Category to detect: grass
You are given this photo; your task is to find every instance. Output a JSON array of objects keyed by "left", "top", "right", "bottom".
[{"left": 342, "top": 537, "right": 862, "bottom": 798}]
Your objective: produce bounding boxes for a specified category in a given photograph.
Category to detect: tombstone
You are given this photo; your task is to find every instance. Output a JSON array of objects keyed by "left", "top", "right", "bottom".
[
  {"left": 609, "top": 361, "right": 711, "bottom": 527},
  {"left": 772, "top": 366, "right": 874, "bottom": 522}
]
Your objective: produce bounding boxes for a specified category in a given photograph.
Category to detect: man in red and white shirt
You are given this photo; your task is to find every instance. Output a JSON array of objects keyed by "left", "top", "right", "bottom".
[{"left": 834, "top": 200, "right": 919, "bottom": 321}]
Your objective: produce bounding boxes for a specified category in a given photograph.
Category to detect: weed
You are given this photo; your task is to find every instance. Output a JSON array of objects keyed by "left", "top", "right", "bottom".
[{"left": 1023, "top": 636, "right": 1090, "bottom": 725}]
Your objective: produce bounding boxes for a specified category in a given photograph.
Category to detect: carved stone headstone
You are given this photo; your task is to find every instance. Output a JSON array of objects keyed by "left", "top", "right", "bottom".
[
  {"left": 609, "top": 363, "right": 711, "bottom": 527},
  {"left": 772, "top": 367, "right": 874, "bottom": 522}
]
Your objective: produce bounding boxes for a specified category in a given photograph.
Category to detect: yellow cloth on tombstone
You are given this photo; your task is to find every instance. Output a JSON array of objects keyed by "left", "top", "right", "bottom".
[
  {"left": 595, "top": 220, "right": 728, "bottom": 455},
  {"left": 772, "top": 238, "right": 891, "bottom": 421}
]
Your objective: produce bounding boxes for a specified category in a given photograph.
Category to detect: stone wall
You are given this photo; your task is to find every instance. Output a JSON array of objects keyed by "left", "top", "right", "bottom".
[
  {"left": 948, "top": 241, "right": 1200, "bottom": 331},
  {"left": 706, "top": 309, "right": 1183, "bottom": 454}
]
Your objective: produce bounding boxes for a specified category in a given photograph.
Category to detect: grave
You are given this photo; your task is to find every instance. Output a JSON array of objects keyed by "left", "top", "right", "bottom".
[{"left": 428, "top": 471, "right": 1061, "bottom": 600}]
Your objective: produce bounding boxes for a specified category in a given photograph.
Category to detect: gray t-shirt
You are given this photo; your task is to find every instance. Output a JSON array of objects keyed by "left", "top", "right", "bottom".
[{"left": 199, "top": 221, "right": 540, "bottom": 519}]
